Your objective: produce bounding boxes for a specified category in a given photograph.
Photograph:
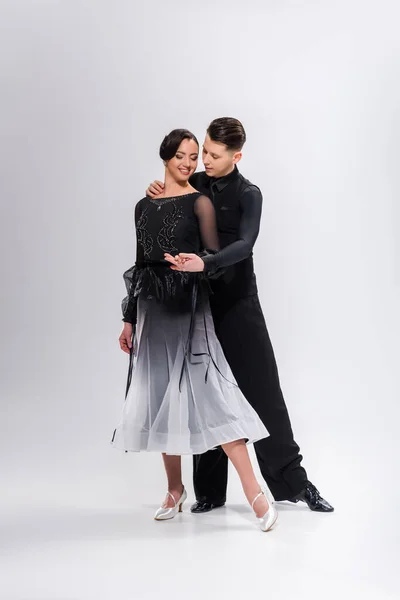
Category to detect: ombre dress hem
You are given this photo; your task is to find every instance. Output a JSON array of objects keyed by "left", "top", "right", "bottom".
[{"left": 111, "top": 279, "right": 269, "bottom": 456}]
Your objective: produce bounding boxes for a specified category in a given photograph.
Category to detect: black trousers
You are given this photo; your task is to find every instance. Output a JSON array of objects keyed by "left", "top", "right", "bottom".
[{"left": 193, "top": 294, "right": 308, "bottom": 502}]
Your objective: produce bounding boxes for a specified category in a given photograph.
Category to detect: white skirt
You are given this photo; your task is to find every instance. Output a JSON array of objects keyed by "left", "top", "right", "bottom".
[{"left": 111, "top": 294, "right": 268, "bottom": 455}]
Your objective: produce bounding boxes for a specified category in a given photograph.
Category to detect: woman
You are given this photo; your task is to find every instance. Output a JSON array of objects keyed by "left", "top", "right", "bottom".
[{"left": 112, "top": 129, "right": 277, "bottom": 532}]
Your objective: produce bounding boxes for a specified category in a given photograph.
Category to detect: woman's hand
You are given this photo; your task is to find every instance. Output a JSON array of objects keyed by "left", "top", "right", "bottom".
[
  {"left": 164, "top": 253, "right": 184, "bottom": 268},
  {"left": 146, "top": 180, "right": 164, "bottom": 198},
  {"left": 119, "top": 323, "right": 133, "bottom": 354}
]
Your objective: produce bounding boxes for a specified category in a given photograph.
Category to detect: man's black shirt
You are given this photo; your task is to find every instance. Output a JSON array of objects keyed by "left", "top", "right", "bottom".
[{"left": 190, "top": 166, "right": 262, "bottom": 299}]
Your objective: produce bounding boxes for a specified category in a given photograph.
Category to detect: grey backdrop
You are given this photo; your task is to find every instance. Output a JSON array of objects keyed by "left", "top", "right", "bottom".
[{"left": 0, "top": 1, "right": 399, "bottom": 598}]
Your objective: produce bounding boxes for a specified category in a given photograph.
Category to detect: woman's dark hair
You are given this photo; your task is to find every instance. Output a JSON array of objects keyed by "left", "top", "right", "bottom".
[
  {"left": 207, "top": 117, "right": 246, "bottom": 151},
  {"left": 159, "top": 129, "right": 199, "bottom": 161}
]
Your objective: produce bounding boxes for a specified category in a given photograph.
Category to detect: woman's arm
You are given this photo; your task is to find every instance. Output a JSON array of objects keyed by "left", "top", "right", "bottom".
[
  {"left": 121, "top": 201, "right": 142, "bottom": 324},
  {"left": 193, "top": 194, "right": 220, "bottom": 251}
]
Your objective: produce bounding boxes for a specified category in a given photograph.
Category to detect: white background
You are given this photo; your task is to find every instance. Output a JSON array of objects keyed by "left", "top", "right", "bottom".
[{"left": 0, "top": 1, "right": 399, "bottom": 599}]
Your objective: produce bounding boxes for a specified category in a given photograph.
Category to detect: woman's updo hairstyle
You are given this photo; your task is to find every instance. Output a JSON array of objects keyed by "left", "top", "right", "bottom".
[{"left": 159, "top": 129, "right": 199, "bottom": 162}]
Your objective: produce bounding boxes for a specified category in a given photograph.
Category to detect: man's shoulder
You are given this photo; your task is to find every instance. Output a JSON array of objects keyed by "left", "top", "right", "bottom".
[
  {"left": 237, "top": 172, "right": 262, "bottom": 196},
  {"left": 190, "top": 170, "right": 208, "bottom": 188}
]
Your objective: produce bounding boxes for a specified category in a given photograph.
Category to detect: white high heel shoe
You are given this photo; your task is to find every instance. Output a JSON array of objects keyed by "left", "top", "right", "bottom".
[
  {"left": 263, "top": 485, "right": 275, "bottom": 507},
  {"left": 154, "top": 487, "right": 187, "bottom": 521},
  {"left": 252, "top": 490, "right": 278, "bottom": 532}
]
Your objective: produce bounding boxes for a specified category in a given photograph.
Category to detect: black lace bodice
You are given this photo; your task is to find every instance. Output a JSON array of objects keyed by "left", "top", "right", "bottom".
[
  {"left": 122, "top": 192, "right": 219, "bottom": 323},
  {"left": 135, "top": 192, "right": 218, "bottom": 262}
]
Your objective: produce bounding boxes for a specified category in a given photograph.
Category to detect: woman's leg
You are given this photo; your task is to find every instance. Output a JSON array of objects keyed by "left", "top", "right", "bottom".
[
  {"left": 221, "top": 439, "right": 269, "bottom": 517},
  {"left": 161, "top": 453, "right": 184, "bottom": 508}
]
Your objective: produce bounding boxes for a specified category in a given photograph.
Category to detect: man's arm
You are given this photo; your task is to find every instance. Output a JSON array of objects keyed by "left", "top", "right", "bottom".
[
  {"left": 202, "top": 185, "right": 262, "bottom": 275},
  {"left": 166, "top": 185, "right": 263, "bottom": 275}
]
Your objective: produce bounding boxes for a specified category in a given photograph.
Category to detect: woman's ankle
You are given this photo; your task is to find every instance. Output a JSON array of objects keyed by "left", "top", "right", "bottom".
[
  {"left": 243, "top": 482, "right": 263, "bottom": 505},
  {"left": 162, "top": 485, "right": 184, "bottom": 508},
  {"left": 167, "top": 484, "right": 184, "bottom": 499},
  {"left": 252, "top": 491, "right": 269, "bottom": 518}
]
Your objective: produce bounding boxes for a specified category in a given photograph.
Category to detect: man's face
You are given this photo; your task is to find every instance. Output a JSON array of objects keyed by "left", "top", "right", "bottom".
[{"left": 201, "top": 134, "right": 242, "bottom": 178}]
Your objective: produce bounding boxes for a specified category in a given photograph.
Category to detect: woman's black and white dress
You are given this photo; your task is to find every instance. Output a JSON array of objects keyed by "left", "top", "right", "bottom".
[{"left": 111, "top": 192, "right": 268, "bottom": 455}]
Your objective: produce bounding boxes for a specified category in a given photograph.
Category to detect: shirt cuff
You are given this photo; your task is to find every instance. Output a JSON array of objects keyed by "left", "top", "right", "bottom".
[{"left": 202, "top": 252, "right": 218, "bottom": 276}]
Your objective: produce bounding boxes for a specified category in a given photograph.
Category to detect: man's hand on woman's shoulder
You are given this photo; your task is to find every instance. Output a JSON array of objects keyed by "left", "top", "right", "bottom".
[{"left": 146, "top": 180, "right": 164, "bottom": 198}]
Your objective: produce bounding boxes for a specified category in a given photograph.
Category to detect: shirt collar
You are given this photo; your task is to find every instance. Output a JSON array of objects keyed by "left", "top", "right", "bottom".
[{"left": 210, "top": 165, "right": 239, "bottom": 192}]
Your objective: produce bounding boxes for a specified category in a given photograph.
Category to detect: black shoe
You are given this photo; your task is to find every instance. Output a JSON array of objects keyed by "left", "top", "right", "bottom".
[
  {"left": 291, "top": 481, "right": 334, "bottom": 512},
  {"left": 190, "top": 501, "right": 226, "bottom": 513}
]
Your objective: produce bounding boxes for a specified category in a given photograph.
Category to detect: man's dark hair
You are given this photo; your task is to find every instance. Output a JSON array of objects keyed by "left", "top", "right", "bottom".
[
  {"left": 207, "top": 117, "right": 246, "bottom": 151},
  {"left": 159, "top": 129, "right": 199, "bottom": 161}
]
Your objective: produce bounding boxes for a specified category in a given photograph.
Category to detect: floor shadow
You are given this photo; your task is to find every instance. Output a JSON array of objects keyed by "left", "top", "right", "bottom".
[{"left": 0, "top": 505, "right": 257, "bottom": 549}]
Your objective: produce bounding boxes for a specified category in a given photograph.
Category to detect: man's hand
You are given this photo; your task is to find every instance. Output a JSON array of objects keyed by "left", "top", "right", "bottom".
[
  {"left": 164, "top": 253, "right": 205, "bottom": 272},
  {"left": 146, "top": 180, "right": 164, "bottom": 198},
  {"left": 119, "top": 323, "right": 133, "bottom": 354}
]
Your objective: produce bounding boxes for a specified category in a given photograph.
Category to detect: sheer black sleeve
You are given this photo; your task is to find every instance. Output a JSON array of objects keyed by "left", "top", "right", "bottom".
[
  {"left": 121, "top": 200, "right": 142, "bottom": 324},
  {"left": 202, "top": 185, "right": 262, "bottom": 275},
  {"left": 194, "top": 194, "right": 220, "bottom": 251}
]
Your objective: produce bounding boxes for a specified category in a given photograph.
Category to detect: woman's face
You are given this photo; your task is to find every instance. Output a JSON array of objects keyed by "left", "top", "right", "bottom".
[{"left": 166, "top": 138, "right": 199, "bottom": 182}]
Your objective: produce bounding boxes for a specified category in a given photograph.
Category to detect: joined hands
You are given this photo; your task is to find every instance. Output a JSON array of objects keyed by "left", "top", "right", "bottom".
[{"left": 164, "top": 253, "right": 205, "bottom": 272}]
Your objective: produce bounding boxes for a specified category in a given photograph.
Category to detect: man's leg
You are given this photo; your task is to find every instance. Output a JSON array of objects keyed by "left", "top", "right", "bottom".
[
  {"left": 192, "top": 448, "right": 228, "bottom": 512},
  {"left": 212, "top": 294, "right": 308, "bottom": 501}
]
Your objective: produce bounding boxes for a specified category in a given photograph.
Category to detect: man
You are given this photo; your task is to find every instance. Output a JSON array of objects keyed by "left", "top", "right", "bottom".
[{"left": 147, "top": 117, "right": 333, "bottom": 513}]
